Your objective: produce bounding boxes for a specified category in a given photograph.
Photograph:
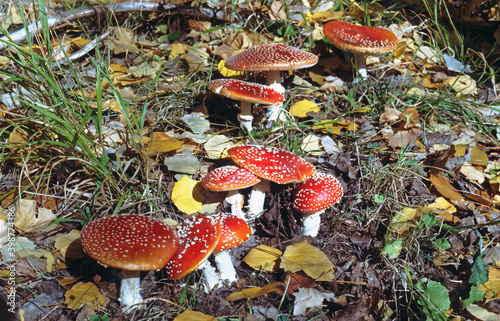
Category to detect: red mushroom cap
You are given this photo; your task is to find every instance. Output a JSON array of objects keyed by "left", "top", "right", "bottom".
[
  {"left": 211, "top": 213, "right": 252, "bottom": 252},
  {"left": 166, "top": 215, "right": 221, "bottom": 280},
  {"left": 293, "top": 173, "right": 343, "bottom": 214},
  {"left": 228, "top": 145, "right": 316, "bottom": 184},
  {"left": 207, "top": 79, "right": 284, "bottom": 105},
  {"left": 323, "top": 21, "right": 398, "bottom": 55},
  {"left": 202, "top": 165, "right": 261, "bottom": 191},
  {"left": 81, "top": 214, "right": 179, "bottom": 271},
  {"left": 225, "top": 43, "right": 319, "bottom": 72}
]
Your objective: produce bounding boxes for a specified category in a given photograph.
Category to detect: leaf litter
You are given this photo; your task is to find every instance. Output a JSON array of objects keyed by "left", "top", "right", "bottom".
[{"left": 0, "top": 0, "right": 499, "bottom": 320}]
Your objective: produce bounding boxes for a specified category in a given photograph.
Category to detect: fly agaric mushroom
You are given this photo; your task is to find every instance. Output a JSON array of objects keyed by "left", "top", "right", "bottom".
[
  {"left": 228, "top": 145, "right": 317, "bottom": 221},
  {"left": 293, "top": 173, "right": 343, "bottom": 237},
  {"left": 204, "top": 213, "right": 251, "bottom": 291},
  {"left": 207, "top": 78, "right": 284, "bottom": 132},
  {"left": 81, "top": 214, "right": 179, "bottom": 310},
  {"left": 225, "top": 43, "right": 318, "bottom": 124},
  {"left": 165, "top": 215, "right": 221, "bottom": 281},
  {"left": 202, "top": 165, "right": 261, "bottom": 220},
  {"left": 323, "top": 21, "right": 398, "bottom": 81}
]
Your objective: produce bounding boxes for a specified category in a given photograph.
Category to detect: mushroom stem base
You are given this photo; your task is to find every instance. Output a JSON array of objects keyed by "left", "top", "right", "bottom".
[
  {"left": 301, "top": 211, "right": 324, "bottom": 237},
  {"left": 246, "top": 180, "right": 270, "bottom": 222},
  {"left": 200, "top": 260, "right": 222, "bottom": 293},
  {"left": 226, "top": 190, "right": 245, "bottom": 220},
  {"left": 214, "top": 250, "right": 237, "bottom": 283},
  {"left": 119, "top": 270, "right": 143, "bottom": 310},
  {"left": 353, "top": 53, "right": 367, "bottom": 81}
]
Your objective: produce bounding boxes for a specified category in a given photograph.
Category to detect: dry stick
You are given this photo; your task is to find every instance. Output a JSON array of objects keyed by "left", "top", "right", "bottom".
[{"left": 0, "top": 1, "right": 238, "bottom": 50}]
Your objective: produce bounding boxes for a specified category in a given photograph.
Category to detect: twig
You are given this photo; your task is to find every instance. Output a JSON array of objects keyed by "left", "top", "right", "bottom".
[{"left": 0, "top": 1, "right": 237, "bottom": 50}]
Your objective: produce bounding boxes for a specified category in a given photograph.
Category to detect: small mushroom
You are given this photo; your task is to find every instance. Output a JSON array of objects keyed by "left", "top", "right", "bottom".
[
  {"left": 225, "top": 43, "right": 318, "bottom": 125},
  {"left": 323, "top": 21, "right": 398, "bottom": 81},
  {"left": 207, "top": 78, "right": 284, "bottom": 132},
  {"left": 293, "top": 173, "right": 343, "bottom": 237},
  {"left": 81, "top": 214, "right": 179, "bottom": 310},
  {"left": 202, "top": 166, "right": 261, "bottom": 220},
  {"left": 228, "top": 145, "right": 316, "bottom": 221}
]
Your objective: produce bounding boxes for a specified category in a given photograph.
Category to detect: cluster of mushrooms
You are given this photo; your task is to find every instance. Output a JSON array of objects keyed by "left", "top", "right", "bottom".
[
  {"left": 207, "top": 21, "right": 398, "bottom": 131},
  {"left": 79, "top": 20, "right": 398, "bottom": 312}
]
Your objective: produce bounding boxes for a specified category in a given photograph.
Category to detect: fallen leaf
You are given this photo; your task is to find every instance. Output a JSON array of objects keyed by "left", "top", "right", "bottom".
[
  {"left": 290, "top": 99, "right": 320, "bottom": 118},
  {"left": 109, "top": 27, "right": 139, "bottom": 54},
  {"left": 444, "top": 75, "right": 477, "bottom": 96},
  {"left": 470, "top": 146, "right": 488, "bottom": 166},
  {"left": 460, "top": 162, "right": 485, "bottom": 184},
  {"left": 226, "top": 282, "right": 282, "bottom": 302},
  {"left": 301, "top": 134, "right": 323, "bottom": 156},
  {"left": 429, "top": 173, "right": 463, "bottom": 201},
  {"left": 171, "top": 176, "right": 203, "bottom": 214},
  {"left": 218, "top": 60, "right": 244, "bottom": 77},
  {"left": 145, "top": 132, "right": 183, "bottom": 156},
  {"left": 181, "top": 112, "right": 210, "bottom": 134},
  {"left": 242, "top": 244, "right": 282, "bottom": 271},
  {"left": 426, "top": 197, "right": 461, "bottom": 223},
  {"left": 466, "top": 304, "right": 500, "bottom": 321},
  {"left": 173, "top": 310, "right": 216, "bottom": 321},
  {"left": 280, "top": 240, "right": 336, "bottom": 281},
  {"left": 54, "top": 230, "right": 86, "bottom": 260},
  {"left": 64, "top": 282, "right": 108, "bottom": 310},
  {"left": 293, "top": 287, "right": 335, "bottom": 315},
  {"left": 204, "top": 135, "right": 232, "bottom": 159},
  {"left": 164, "top": 152, "right": 201, "bottom": 174},
  {"left": 14, "top": 199, "right": 57, "bottom": 233},
  {"left": 478, "top": 265, "right": 500, "bottom": 299}
]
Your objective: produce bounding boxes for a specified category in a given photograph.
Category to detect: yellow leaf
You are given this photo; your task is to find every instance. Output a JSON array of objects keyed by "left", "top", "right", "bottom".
[
  {"left": 54, "top": 230, "right": 86, "bottom": 260},
  {"left": 59, "top": 276, "right": 80, "bottom": 286},
  {"left": 226, "top": 283, "right": 282, "bottom": 302},
  {"left": 14, "top": 199, "right": 57, "bottom": 233},
  {"left": 429, "top": 174, "right": 463, "bottom": 201},
  {"left": 64, "top": 282, "right": 108, "bottom": 310},
  {"left": 290, "top": 99, "right": 320, "bottom": 118},
  {"left": 470, "top": 146, "right": 488, "bottom": 166},
  {"left": 145, "top": 132, "right": 183, "bottom": 156},
  {"left": 242, "top": 245, "right": 282, "bottom": 272},
  {"left": 9, "top": 129, "right": 27, "bottom": 145},
  {"left": 280, "top": 240, "right": 336, "bottom": 281},
  {"left": 173, "top": 310, "right": 217, "bottom": 321},
  {"left": 426, "top": 197, "right": 461, "bottom": 223},
  {"left": 444, "top": 75, "right": 477, "bottom": 97},
  {"left": 168, "top": 42, "right": 189, "bottom": 60},
  {"left": 109, "top": 63, "right": 128, "bottom": 73},
  {"left": 218, "top": 60, "right": 244, "bottom": 77},
  {"left": 171, "top": 176, "right": 203, "bottom": 214},
  {"left": 348, "top": 107, "right": 371, "bottom": 113},
  {"left": 312, "top": 120, "right": 348, "bottom": 134},
  {"left": 454, "top": 144, "right": 467, "bottom": 157},
  {"left": 478, "top": 265, "right": 500, "bottom": 299}
]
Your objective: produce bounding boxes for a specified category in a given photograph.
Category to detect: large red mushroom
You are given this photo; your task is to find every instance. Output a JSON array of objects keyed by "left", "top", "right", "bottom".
[
  {"left": 207, "top": 78, "right": 284, "bottom": 131},
  {"left": 81, "top": 214, "right": 179, "bottom": 310},
  {"left": 202, "top": 165, "right": 261, "bottom": 220},
  {"left": 228, "top": 145, "right": 316, "bottom": 221},
  {"left": 293, "top": 173, "right": 343, "bottom": 237},
  {"left": 225, "top": 43, "right": 318, "bottom": 125},
  {"left": 323, "top": 21, "right": 398, "bottom": 81}
]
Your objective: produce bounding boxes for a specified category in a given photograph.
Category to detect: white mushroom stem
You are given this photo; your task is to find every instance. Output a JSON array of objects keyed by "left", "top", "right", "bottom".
[
  {"left": 200, "top": 260, "right": 221, "bottom": 293},
  {"left": 301, "top": 210, "right": 325, "bottom": 238},
  {"left": 213, "top": 250, "right": 237, "bottom": 283},
  {"left": 264, "top": 82, "right": 286, "bottom": 126},
  {"left": 119, "top": 270, "right": 143, "bottom": 310},
  {"left": 246, "top": 180, "right": 271, "bottom": 222},
  {"left": 226, "top": 190, "right": 245, "bottom": 220},
  {"left": 238, "top": 100, "right": 253, "bottom": 132},
  {"left": 352, "top": 52, "right": 368, "bottom": 81}
]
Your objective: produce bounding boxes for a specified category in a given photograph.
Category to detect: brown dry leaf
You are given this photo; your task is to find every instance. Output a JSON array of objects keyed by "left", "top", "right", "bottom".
[
  {"left": 242, "top": 244, "right": 282, "bottom": 272},
  {"left": 171, "top": 176, "right": 203, "bottom": 214},
  {"left": 226, "top": 282, "right": 282, "bottom": 302},
  {"left": 385, "top": 130, "right": 421, "bottom": 149},
  {"left": 173, "top": 310, "right": 216, "bottom": 321},
  {"left": 109, "top": 27, "right": 139, "bottom": 54},
  {"left": 470, "top": 146, "right": 489, "bottom": 166},
  {"left": 59, "top": 277, "right": 80, "bottom": 287},
  {"left": 429, "top": 173, "right": 463, "bottom": 201},
  {"left": 64, "top": 282, "right": 108, "bottom": 310},
  {"left": 274, "top": 273, "right": 316, "bottom": 296},
  {"left": 145, "top": 132, "right": 183, "bottom": 156},
  {"left": 478, "top": 265, "right": 500, "bottom": 299},
  {"left": 280, "top": 240, "right": 336, "bottom": 281}
]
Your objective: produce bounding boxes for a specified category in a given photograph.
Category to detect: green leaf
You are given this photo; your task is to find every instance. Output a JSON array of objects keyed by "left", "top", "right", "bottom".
[
  {"left": 374, "top": 194, "right": 385, "bottom": 204},
  {"left": 381, "top": 240, "right": 403, "bottom": 259},
  {"left": 463, "top": 285, "right": 485, "bottom": 306},
  {"left": 417, "top": 280, "right": 450, "bottom": 321},
  {"left": 469, "top": 254, "right": 488, "bottom": 286},
  {"left": 421, "top": 213, "right": 437, "bottom": 228},
  {"left": 435, "top": 238, "right": 451, "bottom": 250}
]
